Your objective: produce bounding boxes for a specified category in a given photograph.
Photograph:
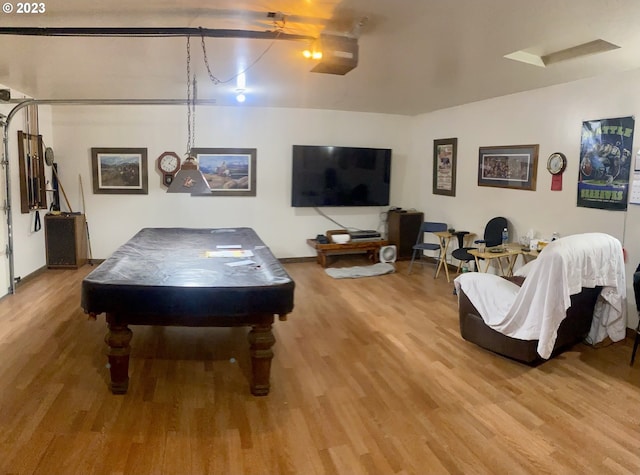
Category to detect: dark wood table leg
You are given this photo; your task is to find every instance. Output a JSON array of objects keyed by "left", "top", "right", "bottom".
[
  {"left": 367, "top": 245, "right": 381, "bottom": 263},
  {"left": 105, "top": 315, "right": 133, "bottom": 394},
  {"left": 247, "top": 319, "right": 276, "bottom": 396}
]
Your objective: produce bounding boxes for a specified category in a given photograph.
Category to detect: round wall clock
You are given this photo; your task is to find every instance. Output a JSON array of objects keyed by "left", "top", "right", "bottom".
[
  {"left": 157, "top": 151, "right": 180, "bottom": 174},
  {"left": 156, "top": 151, "right": 181, "bottom": 187},
  {"left": 547, "top": 152, "right": 567, "bottom": 175}
]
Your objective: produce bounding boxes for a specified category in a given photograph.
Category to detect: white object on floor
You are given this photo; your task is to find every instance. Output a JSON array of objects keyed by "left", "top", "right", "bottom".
[{"left": 325, "top": 262, "right": 395, "bottom": 279}]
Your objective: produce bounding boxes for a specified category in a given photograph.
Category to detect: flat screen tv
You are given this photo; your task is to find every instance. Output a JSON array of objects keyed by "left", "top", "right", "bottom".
[{"left": 291, "top": 145, "right": 391, "bottom": 207}]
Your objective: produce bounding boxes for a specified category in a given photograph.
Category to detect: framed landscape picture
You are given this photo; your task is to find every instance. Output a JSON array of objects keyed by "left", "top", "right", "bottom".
[
  {"left": 91, "top": 148, "right": 148, "bottom": 194},
  {"left": 478, "top": 144, "right": 538, "bottom": 191},
  {"left": 433, "top": 138, "right": 457, "bottom": 196},
  {"left": 192, "top": 148, "right": 257, "bottom": 197}
]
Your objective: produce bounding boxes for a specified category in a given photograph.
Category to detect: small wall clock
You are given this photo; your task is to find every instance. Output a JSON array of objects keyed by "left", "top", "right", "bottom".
[
  {"left": 156, "top": 151, "right": 181, "bottom": 187},
  {"left": 547, "top": 152, "right": 567, "bottom": 175}
]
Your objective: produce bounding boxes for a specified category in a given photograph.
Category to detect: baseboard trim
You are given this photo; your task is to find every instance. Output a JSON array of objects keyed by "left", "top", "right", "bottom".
[
  {"left": 14, "top": 265, "right": 49, "bottom": 289},
  {"left": 14, "top": 260, "right": 105, "bottom": 293}
]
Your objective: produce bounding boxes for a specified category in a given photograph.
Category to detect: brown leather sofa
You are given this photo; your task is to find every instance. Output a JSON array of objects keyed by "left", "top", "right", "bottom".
[{"left": 458, "top": 276, "right": 602, "bottom": 363}]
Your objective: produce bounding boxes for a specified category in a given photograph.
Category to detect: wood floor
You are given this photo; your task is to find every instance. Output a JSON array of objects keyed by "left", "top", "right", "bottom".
[{"left": 0, "top": 257, "right": 639, "bottom": 474}]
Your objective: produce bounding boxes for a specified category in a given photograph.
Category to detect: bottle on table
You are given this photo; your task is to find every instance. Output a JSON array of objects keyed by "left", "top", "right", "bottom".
[{"left": 501, "top": 227, "right": 508, "bottom": 246}]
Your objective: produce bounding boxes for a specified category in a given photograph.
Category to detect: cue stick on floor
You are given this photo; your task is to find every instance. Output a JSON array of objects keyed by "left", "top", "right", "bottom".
[{"left": 79, "top": 174, "right": 93, "bottom": 265}]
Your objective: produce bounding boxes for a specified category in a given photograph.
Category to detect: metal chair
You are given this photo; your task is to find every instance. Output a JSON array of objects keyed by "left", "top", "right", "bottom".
[
  {"left": 451, "top": 231, "right": 473, "bottom": 273},
  {"left": 451, "top": 217, "right": 507, "bottom": 272},
  {"left": 408, "top": 221, "right": 448, "bottom": 276}
]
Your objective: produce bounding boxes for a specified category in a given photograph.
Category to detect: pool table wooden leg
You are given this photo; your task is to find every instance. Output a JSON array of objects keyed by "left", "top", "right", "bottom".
[
  {"left": 105, "top": 317, "right": 132, "bottom": 395},
  {"left": 248, "top": 321, "right": 275, "bottom": 396}
]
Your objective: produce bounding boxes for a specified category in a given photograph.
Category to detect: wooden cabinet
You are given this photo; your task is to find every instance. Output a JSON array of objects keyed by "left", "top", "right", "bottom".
[
  {"left": 387, "top": 210, "right": 423, "bottom": 260},
  {"left": 44, "top": 213, "right": 87, "bottom": 268}
]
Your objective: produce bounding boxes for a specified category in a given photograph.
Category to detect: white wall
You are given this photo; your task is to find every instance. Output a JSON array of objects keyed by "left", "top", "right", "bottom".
[
  {"left": 12, "top": 106, "right": 54, "bottom": 280},
  {"left": 51, "top": 105, "right": 411, "bottom": 260},
  {"left": 406, "top": 69, "right": 640, "bottom": 329}
]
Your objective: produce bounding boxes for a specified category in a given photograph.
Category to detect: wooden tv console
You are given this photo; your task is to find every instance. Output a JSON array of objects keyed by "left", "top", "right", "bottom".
[{"left": 306, "top": 238, "right": 389, "bottom": 268}]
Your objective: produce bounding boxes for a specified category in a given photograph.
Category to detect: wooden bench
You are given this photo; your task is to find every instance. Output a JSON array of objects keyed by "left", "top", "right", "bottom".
[{"left": 306, "top": 237, "right": 389, "bottom": 268}]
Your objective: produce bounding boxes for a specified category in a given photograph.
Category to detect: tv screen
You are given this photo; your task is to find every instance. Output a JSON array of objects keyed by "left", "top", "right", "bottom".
[{"left": 291, "top": 145, "right": 391, "bottom": 207}]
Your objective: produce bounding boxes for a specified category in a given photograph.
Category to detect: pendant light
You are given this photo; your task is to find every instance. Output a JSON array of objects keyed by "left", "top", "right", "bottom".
[{"left": 167, "top": 35, "right": 211, "bottom": 194}]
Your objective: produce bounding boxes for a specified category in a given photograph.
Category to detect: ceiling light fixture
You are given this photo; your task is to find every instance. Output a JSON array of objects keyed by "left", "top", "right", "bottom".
[
  {"left": 167, "top": 35, "right": 211, "bottom": 194},
  {"left": 235, "top": 72, "right": 247, "bottom": 103},
  {"left": 302, "top": 42, "right": 323, "bottom": 60},
  {"left": 236, "top": 72, "right": 246, "bottom": 90},
  {"left": 308, "top": 34, "right": 358, "bottom": 75}
]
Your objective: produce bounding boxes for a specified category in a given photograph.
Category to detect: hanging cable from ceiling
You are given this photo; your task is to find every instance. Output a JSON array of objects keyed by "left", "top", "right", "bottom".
[
  {"left": 198, "top": 15, "right": 285, "bottom": 86},
  {"left": 167, "top": 35, "right": 211, "bottom": 194},
  {"left": 186, "top": 35, "right": 195, "bottom": 155}
]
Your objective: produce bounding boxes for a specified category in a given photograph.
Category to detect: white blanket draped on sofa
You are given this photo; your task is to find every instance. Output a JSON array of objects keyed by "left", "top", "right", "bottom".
[{"left": 454, "top": 233, "right": 627, "bottom": 359}]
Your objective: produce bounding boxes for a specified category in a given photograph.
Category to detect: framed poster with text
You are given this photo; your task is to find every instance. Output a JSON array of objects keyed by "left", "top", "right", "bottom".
[{"left": 578, "top": 116, "right": 635, "bottom": 211}]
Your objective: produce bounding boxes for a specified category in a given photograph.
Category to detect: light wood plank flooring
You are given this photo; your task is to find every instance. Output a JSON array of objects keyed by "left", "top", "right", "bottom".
[{"left": 0, "top": 257, "right": 639, "bottom": 474}]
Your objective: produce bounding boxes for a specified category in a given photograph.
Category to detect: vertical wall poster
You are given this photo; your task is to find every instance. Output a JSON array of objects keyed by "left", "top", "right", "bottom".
[
  {"left": 578, "top": 116, "right": 635, "bottom": 211},
  {"left": 433, "top": 138, "right": 457, "bottom": 196}
]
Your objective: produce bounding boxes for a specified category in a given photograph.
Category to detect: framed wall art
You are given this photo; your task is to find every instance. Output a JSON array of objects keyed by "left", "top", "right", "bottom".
[
  {"left": 578, "top": 116, "right": 634, "bottom": 211},
  {"left": 91, "top": 148, "right": 148, "bottom": 194},
  {"left": 433, "top": 137, "right": 457, "bottom": 196},
  {"left": 192, "top": 148, "right": 257, "bottom": 197},
  {"left": 478, "top": 144, "right": 539, "bottom": 191}
]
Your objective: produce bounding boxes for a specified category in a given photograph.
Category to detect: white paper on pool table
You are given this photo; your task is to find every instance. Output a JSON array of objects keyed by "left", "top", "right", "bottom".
[
  {"left": 205, "top": 250, "right": 254, "bottom": 258},
  {"left": 225, "top": 259, "right": 257, "bottom": 267}
]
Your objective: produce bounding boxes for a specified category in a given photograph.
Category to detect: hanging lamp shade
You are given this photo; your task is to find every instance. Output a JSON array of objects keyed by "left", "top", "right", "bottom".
[{"left": 167, "top": 155, "right": 211, "bottom": 194}]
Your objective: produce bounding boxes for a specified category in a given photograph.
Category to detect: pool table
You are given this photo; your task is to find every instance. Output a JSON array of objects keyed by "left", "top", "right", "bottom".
[{"left": 81, "top": 227, "right": 295, "bottom": 396}]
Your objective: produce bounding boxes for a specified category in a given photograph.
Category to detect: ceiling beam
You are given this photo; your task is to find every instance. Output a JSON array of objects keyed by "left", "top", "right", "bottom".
[{"left": 0, "top": 27, "right": 315, "bottom": 41}]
